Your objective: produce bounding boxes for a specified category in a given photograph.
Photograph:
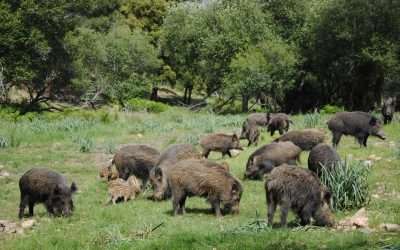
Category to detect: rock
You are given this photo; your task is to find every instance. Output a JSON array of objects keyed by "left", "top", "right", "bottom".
[
  {"left": 229, "top": 149, "right": 241, "bottom": 157},
  {"left": 380, "top": 223, "right": 400, "bottom": 232},
  {"left": 337, "top": 208, "right": 369, "bottom": 230},
  {"left": 21, "top": 219, "right": 36, "bottom": 229}
]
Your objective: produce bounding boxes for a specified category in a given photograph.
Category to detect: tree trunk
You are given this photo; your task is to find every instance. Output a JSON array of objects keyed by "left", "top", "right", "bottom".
[
  {"left": 242, "top": 95, "right": 249, "bottom": 113},
  {"left": 187, "top": 86, "right": 192, "bottom": 105},
  {"left": 183, "top": 87, "right": 188, "bottom": 104},
  {"left": 150, "top": 87, "right": 158, "bottom": 101}
]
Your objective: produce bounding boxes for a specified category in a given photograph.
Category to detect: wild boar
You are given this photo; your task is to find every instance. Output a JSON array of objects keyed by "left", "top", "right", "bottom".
[
  {"left": 99, "top": 161, "right": 119, "bottom": 181},
  {"left": 240, "top": 120, "right": 260, "bottom": 146},
  {"left": 327, "top": 111, "right": 386, "bottom": 147},
  {"left": 168, "top": 159, "right": 243, "bottom": 217},
  {"left": 267, "top": 113, "right": 292, "bottom": 136},
  {"left": 200, "top": 133, "right": 243, "bottom": 158},
  {"left": 274, "top": 129, "right": 325, "bottom": 151},
  {"left": 112, "top": 144, "right": 160, "bottom": 187},
  {"left": 382, "top": 97, "right": 396, "bottom": 124},
  {"left": 107, "top": 176, "right": 142, "bottom": 204},
  {"left": 308, "top": 143, "right": 341, "bottom": 177},
  {"left": 244, "top": 141, "right": 302, "bottom": 180},
  {"left": 19, "top": 168, "right": 77, "bottom": 218},
  {"left": 246, "top": 113, "right": 269, "bottom": 127},
  {"left": 265, "top": 164, "right": 334, "bottom": 227},
  {"left": 149, "top": 144, "right": 202, "bottom": 201}
]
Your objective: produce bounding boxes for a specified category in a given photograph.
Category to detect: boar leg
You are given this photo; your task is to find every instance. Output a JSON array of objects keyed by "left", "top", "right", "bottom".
[
  {"left": 18, "top": 195, "right": 29, "bottom": 219},
  {"left": 279, "top": 201, "right": 290, "bottom": 227},
  {"left": 211, "top": 200, "right": 222, "bottom": 217},
  {"left": 362, "top": 136, "right": 369, "bottom": 147},
  {"left": 202, "top": 149, "right": 211, "bottom": 159},
  {"left": 332, "top": 132, "right": 342, "bottom": 148},
  {"left": 28, "top": 201, "right": 35, "bottom": 217},
  {"left": 172, "top": 189, "right": 185, "bottom": 216},
  {"left": 266, "top": 192, "right": 276, "bottom": 226},
  {"left": 279, "top": 128, "right": 284, "bottom": 135},
  {"left": 225, "top": 150, "right": 232, "bottom": 158},
  {"left": 299, "top": 204, "right": 313, "bottom": 226}
]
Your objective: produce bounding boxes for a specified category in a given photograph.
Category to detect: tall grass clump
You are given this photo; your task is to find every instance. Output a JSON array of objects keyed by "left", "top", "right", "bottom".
[
  {"left": 74, "top": 135, "right": 94, "bottom": 153},
  {"left": 303, "top": 112, "right": 322, "bottom": 128},
  {"left": 0, "top": 136, "right": 9, "bottom": 148},
  {"left": 320, "top": 160, "right": 370, "bottom": 211}
]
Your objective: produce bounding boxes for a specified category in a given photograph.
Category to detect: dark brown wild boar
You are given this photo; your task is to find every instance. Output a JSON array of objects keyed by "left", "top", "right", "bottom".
[
  {"left": 240, "top": 120, "right": 260, "bottom": 146},
  {"left": 99, "top": 161, "right": 119, "bottom": 181},
  {"left": 19, "top": 168, "right": 77, "bottom": 218},
  {"left": 149, "top": 144, "right": 201, "bottom": 201},
  {"left": 244, "top": 141, "right": 301, "bottom": 180},
  {"left": 382, "top": 97, "right": 396, "bottom": 124},
  {"left": 274, "top": 129, "right": 325, "bottom": 151},
  {"left": 265, "top": 164, "right": 334, "bottom": 227},
  {"left": 267, "top": 113, "right": 292, "bottom": 136},
  {"left": 112, "top": 144, "right": 160, "bottom": 187},
  {"left": 327, "top": 111, "right": 386, "bottom": 147},
  {"left": 168, "top": 159, "right": 242, "bottom": 217},
  {"left": 308, "top": 143, "right": 341, "bottom": 177},
  {"left": 200, "top": 133, "right": 243, "bottom": 158}
]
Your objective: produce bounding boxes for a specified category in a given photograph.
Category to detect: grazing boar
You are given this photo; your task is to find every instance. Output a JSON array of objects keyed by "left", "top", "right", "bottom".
[
  {"left": 240, "top": 121, "right": 260, "bottom": 146},
  {"left": 200, "top": 133, "right": 243, "bottom": 158},
  {"left": 327, "top": 111, "right": 386, "bottom": 147},
  {"left": 267, "top": 113, "right": 292, "bottom": 136},
  {"left": 168, "top": 159, "right": 243, "bottom": 217},
  {"left": 149, "top": 144, "right": 202, "bottom": 201},
  {"left": 107, "top": 176, "right": 142, "bottom": 204},
  {"left": 244, "top": 141, "right": 302, "bottom": 180},
  {"left": 265, "top": 164, "right": 334, "bottom": 227},
  {"left": 99, "top": 161, "right": 119, "bottom": 181},
  {"left": 19, "top": 168, "right": 77, "bottom": 218},
  {"left": 382, "top": 97, "right": 396, "bottom": 124},
  {"left": 274, "top": 129, "right": 325, "bottom": 151},
  {"left": 112, "top": 144, "right": 160, "bottom": 187},
  {"left": 308, "top": 143, "right": 341, "bottom": 177},
  {"left": 246, "top": 113, "right": 269, "bottom": 127}
]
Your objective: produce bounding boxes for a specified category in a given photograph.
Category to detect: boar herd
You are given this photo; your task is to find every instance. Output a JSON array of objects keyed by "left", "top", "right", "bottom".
[{"left": 17, "top": 108, "right": 390, "bottom": 228}]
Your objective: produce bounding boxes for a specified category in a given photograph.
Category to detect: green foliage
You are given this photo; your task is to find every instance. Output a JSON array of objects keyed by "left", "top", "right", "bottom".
[
  {"left": 74, "top": 135, "right": 94, "bottom": 153},
  {"left": 320, "top": 105, "right": 344, "bottom": 114},
  {"left": 125, "top": 98, "right": 169, "bottom": 113},
  {"left": 0, "top": 136, "right": 9, "bottom": 148},
  {"left": 303, "top": 112, "right": 322, "bottom": 128},
  {"left": 66, "top": 25, "right": 161, "bottom": 105},
  {"left": 320, "top": 160, "right": 370, "bottom": 211}
]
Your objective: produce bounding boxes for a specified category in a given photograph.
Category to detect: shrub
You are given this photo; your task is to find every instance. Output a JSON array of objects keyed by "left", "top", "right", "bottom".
[
  {"left": 303, "top": 112, "right": 322, "bottom": 128},
  {"left": 320, "top": 104, "right": 344, "bottom": 114},
  {"left": 74, "top": 136, "right": 94, "bottom": 153},
  {"left": 320, "top": 160, "right": 370, "bottom": 211},
  {"left": 125, "top": 98, "right": 168, "bottom": 113}
]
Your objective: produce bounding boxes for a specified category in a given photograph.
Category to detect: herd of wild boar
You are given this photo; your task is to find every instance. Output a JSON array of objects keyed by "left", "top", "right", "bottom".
[{"left": 18, "top": 108, "right": 391, "bottom": 227}]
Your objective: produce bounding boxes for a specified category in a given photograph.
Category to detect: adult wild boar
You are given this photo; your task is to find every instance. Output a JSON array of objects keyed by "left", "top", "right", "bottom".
[
  {"left": 244, "top": 141, "right": 301, "bottom": 180},
  {"left": 200, "top": 133, "right": 243, "bottom": 158},
  {"left": 274, "top": 129, "right": 325, "bottom": 151},
  {"left": 19, "top": 168, "right": 77, "bottom": 218},
  {"left": 308, "top": 143, "right": 341, "bottom": 177},
  {"left": 112, "top": 144, "right": 160, "bottom": 188},
  {"left": 240, "top": 120, "right": 261, "bottom": 146},
  {"left": 149, "top": 144, "right": 201, "bottom": 201},
  {"left": 246, "top": 113, "right": 269, "bottom": 127},
  {"left": 267, "top": 113, "right": 292, "bottom": 136},
  {"left": 265, "top": 164, "right": 334, "bottom": 227},
  {"left": 327, "top": 111, "right": 386, "bottom": 147},
  {"left": 168, "top": 159, "right": 242, "bottom": 217},
  {"left": 382, "top": 97, "right": 396, "bottom": 124}
]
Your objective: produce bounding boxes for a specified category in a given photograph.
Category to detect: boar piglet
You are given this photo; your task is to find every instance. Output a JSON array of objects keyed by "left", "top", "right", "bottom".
[
  {"left": 19, "top": 168, "right": 77, "bottom": 218},
  {"left": 265, "top": 164, "right": 334, "bottom": 227},
  {"left": 168, "top": 159, "right": 242, "bottom": 217}
]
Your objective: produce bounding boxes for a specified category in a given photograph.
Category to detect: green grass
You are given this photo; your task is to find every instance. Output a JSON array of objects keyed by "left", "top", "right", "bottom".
[{"left": 0, "top": 108, "right": 399, "bottom": 249}]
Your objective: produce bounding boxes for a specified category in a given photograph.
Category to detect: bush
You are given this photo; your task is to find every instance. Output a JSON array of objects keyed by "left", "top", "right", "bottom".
[
  {"left": 125, "top": 98, "right": 169, "bottom": 113},
  {"left": 320, "top": 160, "right": 370, "bottom": 211},
  {"left": 320, "top": 104, "right": 344, "bottom": 114},
  {"left": 303, "top": 112, "right": 322, "bottom": 128}
]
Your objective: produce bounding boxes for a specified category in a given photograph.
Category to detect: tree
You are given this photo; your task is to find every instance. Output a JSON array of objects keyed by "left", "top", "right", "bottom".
[
  {"left": 66, "top": 25, "right": 161, "bottom": 106},
  {"left": 224, "top": 39, "right": 298, "bottom": 112}
]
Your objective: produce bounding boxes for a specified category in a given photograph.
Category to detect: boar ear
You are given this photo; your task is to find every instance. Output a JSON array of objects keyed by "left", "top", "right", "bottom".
[
  {"left": 232, "top": 134, "right": 238, "bottom": 141},
  {"left": 155, "top": 167, "right": 163, "bottom": 177},
  {"left": 231, "top": 182, "right": 240, "bottom": 194},
  {"left": 369, "top": 117, "right": 377, "bottom": 126},
  {"left": 70, "top": 182, "right": 78, "bottom": 194}
]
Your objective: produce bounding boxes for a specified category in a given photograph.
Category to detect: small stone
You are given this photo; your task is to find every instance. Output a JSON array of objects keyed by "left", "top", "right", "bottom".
[
  {"left": 229, "top": 149, "right": 241, "bottom": 157},
  {"left": 21, "top": 219, "right": 35, "bottom": 229}
]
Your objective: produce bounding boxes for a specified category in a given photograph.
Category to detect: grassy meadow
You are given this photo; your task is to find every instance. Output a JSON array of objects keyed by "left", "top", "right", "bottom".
[{"left": 0, "top": 107, "right": 399, "bottom": 249}]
